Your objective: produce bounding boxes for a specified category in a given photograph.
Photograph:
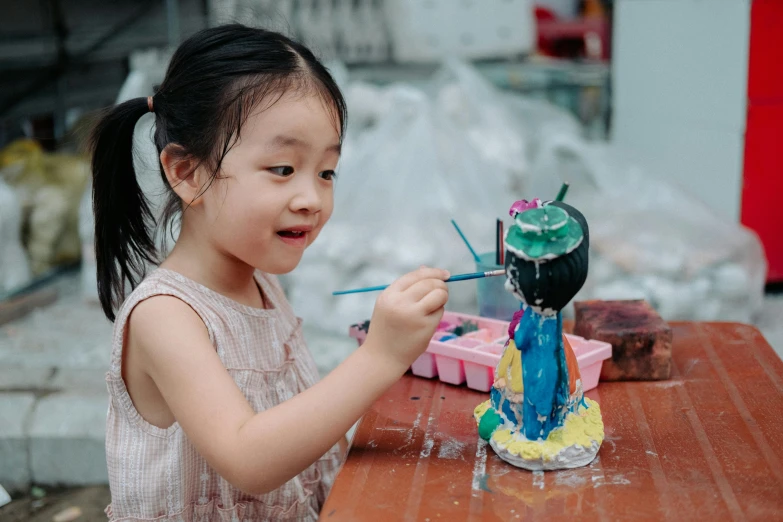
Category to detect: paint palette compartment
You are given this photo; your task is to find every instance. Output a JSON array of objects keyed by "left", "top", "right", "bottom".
[{"left": 348, "top": 311, "right": 612, "bottom": 393}]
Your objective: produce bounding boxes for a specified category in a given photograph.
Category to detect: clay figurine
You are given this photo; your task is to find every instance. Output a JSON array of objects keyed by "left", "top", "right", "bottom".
[{"left": 474, "top": 199, "right": 604, "bottom": 470}]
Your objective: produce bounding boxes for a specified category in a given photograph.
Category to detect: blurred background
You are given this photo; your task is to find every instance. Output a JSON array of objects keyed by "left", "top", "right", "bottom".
[{"left": 1, "top": 0, "right": 781, "bottom": 519}]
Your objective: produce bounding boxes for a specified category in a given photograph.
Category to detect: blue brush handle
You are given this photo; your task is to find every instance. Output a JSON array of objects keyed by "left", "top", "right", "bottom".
[
  {"left": 332, "top": 269, "right": 505, "bottom": 296},
  {"left": 451, "top": 219, "right": 482, "bottom": 263}
]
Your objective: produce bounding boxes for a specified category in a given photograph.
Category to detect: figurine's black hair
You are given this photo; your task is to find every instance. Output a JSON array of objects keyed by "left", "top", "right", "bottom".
[{"left": 504, "top": 201, "right": 589, "bottom": 312}]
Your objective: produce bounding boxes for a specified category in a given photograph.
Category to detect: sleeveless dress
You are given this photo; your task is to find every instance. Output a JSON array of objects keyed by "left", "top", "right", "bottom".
[{"left": 104, "top": 268, "right": 342, "bottom": 521}]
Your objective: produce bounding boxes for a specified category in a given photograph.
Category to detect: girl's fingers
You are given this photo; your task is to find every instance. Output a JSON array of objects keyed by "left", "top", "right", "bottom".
[
  {"left": 387, "top": 267, "right": 449, "bottom": 293},
  {"left": 418, "top": 287, "right": 449, "bottom": 315},
  {"left": 405, "top": 278, "right": 447, "bottom": 303}
]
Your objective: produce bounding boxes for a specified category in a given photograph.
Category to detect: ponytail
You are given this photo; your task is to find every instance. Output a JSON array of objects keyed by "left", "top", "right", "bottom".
[{"left": 90, "top": 97, "right": 158, "bottom": 321}]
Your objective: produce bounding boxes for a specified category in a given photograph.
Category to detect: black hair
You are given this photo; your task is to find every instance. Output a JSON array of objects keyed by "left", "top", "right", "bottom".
[
  {"left": 90, "top": 24, "right": 347, "bottom": 321},
  {"left": 504, "top": 201, "right": 589, "bottom": 312}
]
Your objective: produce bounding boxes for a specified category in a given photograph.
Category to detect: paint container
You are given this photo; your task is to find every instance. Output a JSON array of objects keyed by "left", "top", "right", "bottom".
[
  {"left": 349, "top": 311, "right": 612, "bottom": 393},
  {"left": 462, "top": 329, "right": 496, "bottom": 343},
  {"left": 476, "top": 252, "right": 520, "bottom": 321},
  {"left": 436, "top": 320, "right": 455, "bottom": 332}
]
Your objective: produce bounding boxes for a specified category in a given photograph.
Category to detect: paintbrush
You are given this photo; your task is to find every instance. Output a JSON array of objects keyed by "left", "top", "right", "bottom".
[
  {"left": 332, "top": 269, "right": 506, "bottom": 296},
  {"left": 555, "top": 182, "right": 570, "bottom": 202},
  {"left": 450, "top": 219, "right": 481, "bottom": 263},
  {"left": 496, "top": 218, "right": 504, "bottom": 266}
]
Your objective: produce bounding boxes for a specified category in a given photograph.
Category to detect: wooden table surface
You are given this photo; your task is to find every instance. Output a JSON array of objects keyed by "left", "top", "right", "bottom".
[{"left": 320, "top": 323, "right": 783, "bottom": 521}]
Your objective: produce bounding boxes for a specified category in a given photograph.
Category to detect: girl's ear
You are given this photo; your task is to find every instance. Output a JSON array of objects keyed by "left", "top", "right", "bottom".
[{"left": 160, "top": 144, "right": 204, "bottom": 206}]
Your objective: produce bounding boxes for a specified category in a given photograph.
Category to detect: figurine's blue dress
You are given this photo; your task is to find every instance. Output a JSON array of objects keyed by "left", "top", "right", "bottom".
[{"left": 490, "top": 306, "right": 571, "bottom": 440}]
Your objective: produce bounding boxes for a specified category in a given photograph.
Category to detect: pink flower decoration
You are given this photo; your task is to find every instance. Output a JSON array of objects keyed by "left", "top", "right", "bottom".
[
  {"left": 509, "top": 198, "right": 542, "bottom": 217},
  {"left": 507, "top": 309, "right": 525, "bottom": 338}
]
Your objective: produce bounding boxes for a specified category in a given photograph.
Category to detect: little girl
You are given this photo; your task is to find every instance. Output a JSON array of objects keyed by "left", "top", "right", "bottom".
[{"left": 91, "top": 25, "right": 449, "bottom": 521}]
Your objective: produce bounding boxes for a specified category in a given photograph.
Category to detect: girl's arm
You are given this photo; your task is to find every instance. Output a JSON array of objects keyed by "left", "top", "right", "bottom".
[{"left": 128, "top": 267, "right": 448, "bottom": 495}]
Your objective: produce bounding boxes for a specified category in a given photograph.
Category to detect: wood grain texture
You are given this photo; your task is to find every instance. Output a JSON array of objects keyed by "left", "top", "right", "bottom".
[{"left": 321, "top": 323, "right": 783, "bottom": 521}]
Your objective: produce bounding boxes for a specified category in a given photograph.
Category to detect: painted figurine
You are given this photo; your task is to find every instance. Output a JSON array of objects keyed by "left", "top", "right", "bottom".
[{"left": 474, "top": 199, "right": 604, "bottom": 470}]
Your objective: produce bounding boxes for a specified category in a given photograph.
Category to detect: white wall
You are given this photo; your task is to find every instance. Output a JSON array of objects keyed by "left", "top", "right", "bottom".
[{"left": 611, "top": 0, "right": 750, "bottom": 222}]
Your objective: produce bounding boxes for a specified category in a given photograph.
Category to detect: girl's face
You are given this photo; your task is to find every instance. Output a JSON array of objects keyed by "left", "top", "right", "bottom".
[{"left": 191, "top": 91, "right": 341, "bottom": 274}]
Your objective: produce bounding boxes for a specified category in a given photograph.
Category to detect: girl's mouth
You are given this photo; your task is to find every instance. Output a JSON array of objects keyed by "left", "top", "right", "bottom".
[{"left": 277, "top": 229, "right": 309, "bottom": 247}]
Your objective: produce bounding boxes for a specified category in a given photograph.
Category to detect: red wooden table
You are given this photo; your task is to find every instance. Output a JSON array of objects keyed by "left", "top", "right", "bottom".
[{"left": 321, "top": 323, "right": 783, "bottom": 521}]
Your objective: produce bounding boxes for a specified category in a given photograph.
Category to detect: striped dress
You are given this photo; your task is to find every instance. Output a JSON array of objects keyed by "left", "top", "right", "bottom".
[{"left": 104, "top": 268, "right": 341, "bottom": 521}]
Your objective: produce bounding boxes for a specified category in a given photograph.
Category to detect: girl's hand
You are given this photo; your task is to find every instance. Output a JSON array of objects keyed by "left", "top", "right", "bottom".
[{"left": 364, "top": 266, "right": 450, "bottom": 372}]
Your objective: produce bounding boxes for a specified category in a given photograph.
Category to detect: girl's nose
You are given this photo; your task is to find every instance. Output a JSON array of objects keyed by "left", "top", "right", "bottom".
[{"left": 290, "top": 177, "right": 323, "bottom": 214}]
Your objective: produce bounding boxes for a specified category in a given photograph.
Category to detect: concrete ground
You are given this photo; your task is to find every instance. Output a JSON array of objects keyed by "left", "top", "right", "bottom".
[
  {"left": 1, "top": 271, "right": 781, "bottom": 518},
  {"left": 1, "top": 486, "right": 110, "bottom": 522}
]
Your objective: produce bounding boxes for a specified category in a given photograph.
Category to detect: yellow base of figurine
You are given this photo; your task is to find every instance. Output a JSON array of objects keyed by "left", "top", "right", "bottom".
[{"left": 475, "top": 398, "right": 604, "bottom": 470}]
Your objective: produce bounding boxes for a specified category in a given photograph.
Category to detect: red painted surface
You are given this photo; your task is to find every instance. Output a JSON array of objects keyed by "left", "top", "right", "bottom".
[
  {"left": 746, "top": 0, "right": 783, "bottom": 102},
  {"left": 534, "top": 8, "right": 611, "bottom": 61},
  {"left": 742, "top": 105, "right": 783, "bottom": 282},
  {"left": 742, "top": 0, "right": 783, "bottom": 283}
]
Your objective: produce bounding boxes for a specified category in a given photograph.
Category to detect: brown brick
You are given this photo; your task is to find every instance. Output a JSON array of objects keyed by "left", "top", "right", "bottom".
[{"left": 574, "top": 300, "right": 673, "bottom": 381}]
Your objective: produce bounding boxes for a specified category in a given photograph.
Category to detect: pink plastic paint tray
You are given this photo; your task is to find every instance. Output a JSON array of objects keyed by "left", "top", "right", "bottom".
[{"left": 348, "top": 311, "right": 612, "bottom": 393}]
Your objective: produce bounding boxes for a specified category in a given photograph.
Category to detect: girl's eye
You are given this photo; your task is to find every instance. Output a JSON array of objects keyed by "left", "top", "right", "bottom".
[
  {"left": 269, "top": 166, "right": 294, "bottom": 176},
  {"left": 319, "top": 170, "right": 337, "bottom": 180}
]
